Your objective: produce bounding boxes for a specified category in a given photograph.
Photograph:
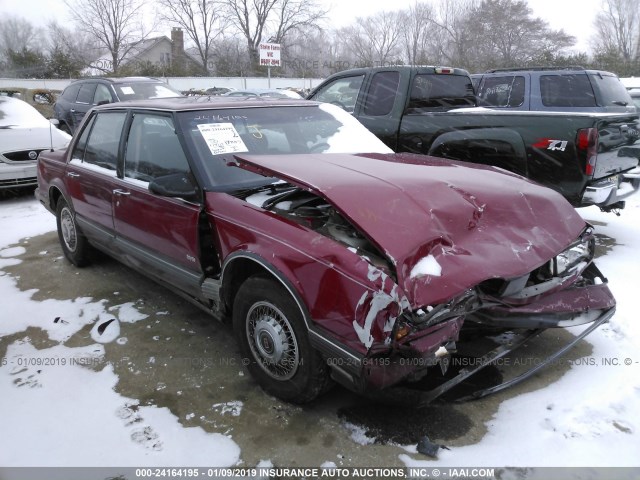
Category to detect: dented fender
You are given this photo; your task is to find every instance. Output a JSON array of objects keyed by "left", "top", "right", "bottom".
[{"left": 206, "top": 192, "right": 424, "bottom": 357}]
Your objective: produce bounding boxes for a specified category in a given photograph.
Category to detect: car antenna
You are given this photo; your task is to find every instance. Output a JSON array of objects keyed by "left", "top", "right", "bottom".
[{"left": 43, "top": 77, "right": 55, "bottom": 152}]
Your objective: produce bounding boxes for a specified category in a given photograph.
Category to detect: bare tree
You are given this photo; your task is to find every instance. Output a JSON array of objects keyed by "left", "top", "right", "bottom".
[
  {"left": 427, "top": 0, "right": 480, "bottom": 69},
  {"left": 592, "top": 0, "right": 640, "bottom": 63},
  {"left": 212, "top": 36, "right": 251, "bottom": 76},
  {"left": 340, "top": 11, "right": 404, "bottom": 67},
  {"left": 400, "top": 2, "right": 434, "bottom": 65},
  {"left": 47, "top": 21, "right": 98, "bottom": 74},
  {"left": 271, "top": 0, "right": 328, "bottom": 44},
  {"left": 157, "top": 0, "right": 227, "bottom": 74},
  {"left": 64, "top": 0, "right": 153, "bottom": 74},
  {"left": 0, "top": 16, "right": 41, "bottom": 61},
  {"left": 222, "top": 0, "right": 278, "bottom": 68},
  {"left": 221, "top": 0, "right": 327, "bottom": 72}
]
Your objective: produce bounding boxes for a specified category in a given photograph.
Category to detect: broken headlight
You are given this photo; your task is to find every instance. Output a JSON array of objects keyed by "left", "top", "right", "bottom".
[{"left": 550, "top": 235, "right": 594, "bottom": 277}]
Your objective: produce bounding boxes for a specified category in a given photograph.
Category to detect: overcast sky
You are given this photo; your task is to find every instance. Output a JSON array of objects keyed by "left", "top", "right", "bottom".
[{"left": 1, "top": 0, "right": 602, "bottom": 54}]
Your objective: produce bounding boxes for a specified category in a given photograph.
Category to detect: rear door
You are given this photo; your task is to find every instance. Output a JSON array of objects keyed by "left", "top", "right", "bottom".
[
  {"left": 71, "top": 82, "right": 97, "bottom": 131},
  {"left": 65, "top": 111, "right": 127, "bottom": 247},
  {"left": 111, "top": 112, "right": 203, "bottom": 296}
]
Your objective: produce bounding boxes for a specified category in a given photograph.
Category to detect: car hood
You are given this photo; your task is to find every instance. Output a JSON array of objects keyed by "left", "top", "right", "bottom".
[
  {"left": 0, "top": 125, "right": 71, "bottom": 153},
  {"left": 234, "top": 153, "right": 586, "bottom": 307}
]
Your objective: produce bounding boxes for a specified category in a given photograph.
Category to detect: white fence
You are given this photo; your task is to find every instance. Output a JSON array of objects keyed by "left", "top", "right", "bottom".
[{"left": 0, "top": 76, "right": 324, "bottom": 92}]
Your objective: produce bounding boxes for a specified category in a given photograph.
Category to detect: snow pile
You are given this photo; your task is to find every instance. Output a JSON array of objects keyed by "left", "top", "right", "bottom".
[
  {"left": 0, "top": 197, "right": 240, "bottom": 467},
  {"left": 0, "top": 342, "right": 239, "bottom": 466}
]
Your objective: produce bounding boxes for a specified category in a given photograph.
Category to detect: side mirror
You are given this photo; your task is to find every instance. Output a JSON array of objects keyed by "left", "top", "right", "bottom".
[
  {"left": 149, "top": 173, "right": 198, "bottom": 200},
  {"left": 49, "top": 118, "right": 60, "bottom": 126}
]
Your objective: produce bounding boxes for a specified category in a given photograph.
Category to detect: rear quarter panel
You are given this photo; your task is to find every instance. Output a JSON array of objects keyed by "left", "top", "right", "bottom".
[{"left": 37, "top": 148, "right": 70, "bottom": 212}]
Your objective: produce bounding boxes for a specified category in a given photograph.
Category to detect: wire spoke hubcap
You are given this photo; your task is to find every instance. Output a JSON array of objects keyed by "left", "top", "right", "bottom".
[
  {"left": 60, "top": 208, "right": 77, "bottom": 252},
  {"left": 247, "top": 301, "right": 299, "bottom": 380}
]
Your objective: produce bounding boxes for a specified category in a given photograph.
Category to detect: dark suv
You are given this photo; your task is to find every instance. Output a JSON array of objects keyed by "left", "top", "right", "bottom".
[
  {"left": 474, "top": 67, "right": 635, "bottom": 113},
  {"left": 53, "top": 77, "right": 182, "bottom": 134}
]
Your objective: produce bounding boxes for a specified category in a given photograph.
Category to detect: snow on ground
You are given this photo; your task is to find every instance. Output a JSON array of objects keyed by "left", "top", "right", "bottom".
[
  {"left": 0, "top": 195, "right": 240, "bottom": 467},
  {"left": 401, "top": 200, "right": 640, "bottom": 467},
  {"left": 1, "top": 192, "right": 639, "bottom": 468}
]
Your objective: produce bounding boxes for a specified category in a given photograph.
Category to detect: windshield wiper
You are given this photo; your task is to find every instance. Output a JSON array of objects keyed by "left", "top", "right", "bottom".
[
  {"left": 233, "top": 182, "right": 298, "bottom": 203},
  {"left": 261, "top": 186, "right": 302, "bottom": 209}
]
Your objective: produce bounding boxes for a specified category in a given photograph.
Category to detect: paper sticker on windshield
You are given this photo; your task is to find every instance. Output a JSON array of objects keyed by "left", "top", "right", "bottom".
[
  {"left": 120, "top": 86, "right": 135, "bottom": 95},
  {"left": 197, "top": 123, "right": 248, "bottom": 155}
]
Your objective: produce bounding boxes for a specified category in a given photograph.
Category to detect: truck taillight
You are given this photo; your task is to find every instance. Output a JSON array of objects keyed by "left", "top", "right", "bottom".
[{"left": 576, "top": 128, "right": 598, "bottom": 176}]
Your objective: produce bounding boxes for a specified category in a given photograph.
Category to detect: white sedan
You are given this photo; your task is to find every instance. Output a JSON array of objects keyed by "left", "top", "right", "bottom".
[{"left": 0, "top": 96, "right": 71, "bottom": 190}]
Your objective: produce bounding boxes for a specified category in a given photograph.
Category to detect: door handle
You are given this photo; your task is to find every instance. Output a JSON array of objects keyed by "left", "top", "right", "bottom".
[
  {"left": 113, "top": 189, "right": 131, "bottom": 196},
  {"left": 70, "top": 109, "right": 76, "bottom": 113},
  {"left": 66, "top": 171, "right": 80, "bottom": 178}
]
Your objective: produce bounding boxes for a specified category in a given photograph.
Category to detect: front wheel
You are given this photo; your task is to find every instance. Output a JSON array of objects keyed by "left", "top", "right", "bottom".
[
  {"left": 56, "top": 198, "right": 90, "bottom": 267},
  {"left": 232, "top": 275, "right": 330, "bottom": 403}
]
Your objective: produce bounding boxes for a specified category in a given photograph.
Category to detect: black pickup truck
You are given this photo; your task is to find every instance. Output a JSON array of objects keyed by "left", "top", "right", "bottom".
[{"left": 308, "top": 66, "right": 640, "bottom": 212}]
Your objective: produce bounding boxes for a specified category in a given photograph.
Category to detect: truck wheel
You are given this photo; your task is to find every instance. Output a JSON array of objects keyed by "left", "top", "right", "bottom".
[
  {"left": 233, "top": 275, "right": 330, "bottom": 403},
  {"left": 56, "top": 198, "right": 90, "bottom": 267}
]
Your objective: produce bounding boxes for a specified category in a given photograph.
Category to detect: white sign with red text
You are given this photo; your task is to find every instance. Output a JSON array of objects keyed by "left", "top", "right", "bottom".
[{"left": 259, "top": 43, "right": 281, "bottom": 67}]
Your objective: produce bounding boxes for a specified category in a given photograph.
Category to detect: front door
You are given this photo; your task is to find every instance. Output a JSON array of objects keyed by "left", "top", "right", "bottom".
[{"left": 112, "top": 112, "right": 203, "bottom": 296}]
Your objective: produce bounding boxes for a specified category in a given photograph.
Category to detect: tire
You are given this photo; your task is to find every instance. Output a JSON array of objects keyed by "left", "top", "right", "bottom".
[
  {"left": 56, "top": 198, "right": 91, "bottom": 267},
  {"left": 232, "top": 275, "right": 331, "bottom": 403}
]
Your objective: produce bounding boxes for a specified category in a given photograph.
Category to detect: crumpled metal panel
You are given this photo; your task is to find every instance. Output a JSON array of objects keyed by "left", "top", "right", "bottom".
[{"left": 233, "top": 152, "right": 586, "bottom": 307}]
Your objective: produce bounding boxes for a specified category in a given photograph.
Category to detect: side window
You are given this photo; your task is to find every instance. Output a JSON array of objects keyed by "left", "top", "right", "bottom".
[
  {"left": 70, "top": 115, "right": 96, "bottom": 162},
  {"left": 93, "top": 84, "right": 112, "bottom": 105},
  {"left": 363, "top": 71, "right": 400, "bottom": 116},
  {"left": 83, "top": 112, "right": 127, "bottom": 170},
  {"left": 541, "top": 74, "right": 596, "bottom": 107},
  {"left": 310, "top": 75, "right": 364, "bottom": 113},
  {"left": 124, "top": 114, "right": 190, "bottom": 182},
  {"left": 76, "top": 83, "right": 97, "bottom": 104},
  {"left": 407, "top": 74, "right": 475, "bottom": 111},
  {"left": 62, "top": 84, "right": 81, "bottom": 101},
  {"left": 478, "top": 76, "right": 525, "bottom": 107}
]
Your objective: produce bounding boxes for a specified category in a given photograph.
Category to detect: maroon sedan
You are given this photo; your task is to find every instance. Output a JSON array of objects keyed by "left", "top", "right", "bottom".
[{"left": 36, "top": 97, "right": 615, "bottom": 403}]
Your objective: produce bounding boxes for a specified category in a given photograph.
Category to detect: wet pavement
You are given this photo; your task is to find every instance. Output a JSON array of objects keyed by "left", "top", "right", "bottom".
[{"left": 1, "top": 230, "right": 597, "bottom": 466}]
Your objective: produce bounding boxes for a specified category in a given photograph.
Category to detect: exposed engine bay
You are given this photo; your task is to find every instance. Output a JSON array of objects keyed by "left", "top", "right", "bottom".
[{"left": 245, "top": 186, "right": 393, "bottom": 272}]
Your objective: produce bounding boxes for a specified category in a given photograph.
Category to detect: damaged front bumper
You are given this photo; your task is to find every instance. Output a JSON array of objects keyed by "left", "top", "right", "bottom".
[
  {"left": 327, "top": 302, "right": 613, "bottom": 404},
  {"left": 417, "top": 305, "right": 615, "bottom": 405},
  {"left": 324, "top": 264, "right": 615, "bottom": 402},
  {"left": 469, "top": 282, "right": 615, "bottom": 328}
]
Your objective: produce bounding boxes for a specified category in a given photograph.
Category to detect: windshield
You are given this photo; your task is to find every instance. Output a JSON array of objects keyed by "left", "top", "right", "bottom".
[
  {"left": 114, "top": 82, "right": 182, "bottom": 100},
  {"left": 0, "top": 96, "right": 49, "bottom": 128},
  {"left": 176, "top": 103, "right": 392, "bottom": 191}
]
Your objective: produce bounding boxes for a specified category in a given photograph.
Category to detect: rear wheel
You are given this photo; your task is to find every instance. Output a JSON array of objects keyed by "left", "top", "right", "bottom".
[
  {"left": 56, "top": 198, "right": 90, "bottom": 267},
  {"left": 232, "top": 275, "right": 330, "bottom": 403}
]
